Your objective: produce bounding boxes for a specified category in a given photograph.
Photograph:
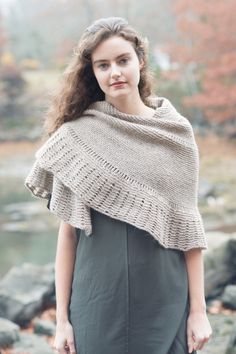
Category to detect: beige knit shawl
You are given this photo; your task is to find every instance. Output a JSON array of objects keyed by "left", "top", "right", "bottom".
[{"left": 24, "top": 96, "right": 207, "bottom": 251}]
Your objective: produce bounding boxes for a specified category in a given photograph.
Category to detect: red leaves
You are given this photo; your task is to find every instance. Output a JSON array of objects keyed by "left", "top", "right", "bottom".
[{"left": 169, "top": 0, "right": 236, "bottom": 123}]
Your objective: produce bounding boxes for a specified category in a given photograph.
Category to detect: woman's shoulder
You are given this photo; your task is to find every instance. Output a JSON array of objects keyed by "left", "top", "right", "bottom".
[
  {"left": 148, "top": 95, "right": 192, "bottom": 125},
  {"left": 35, "top": 122, "right": 75, "bottom": 159}
]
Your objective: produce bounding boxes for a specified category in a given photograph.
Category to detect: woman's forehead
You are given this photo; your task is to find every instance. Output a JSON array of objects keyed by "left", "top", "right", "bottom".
[{"left": 92, "top": 36, "right": 135, "bottom": 62}]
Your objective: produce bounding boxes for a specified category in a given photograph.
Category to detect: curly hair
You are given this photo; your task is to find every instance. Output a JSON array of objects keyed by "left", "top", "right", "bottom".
[{"left": 42, "top": 17, "right": 155, "bottom": 139}]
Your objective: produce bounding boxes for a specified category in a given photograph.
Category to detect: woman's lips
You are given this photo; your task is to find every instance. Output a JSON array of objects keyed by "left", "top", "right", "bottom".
[{"left": 111, "top": 82, "right": 127, "bottom": 87}]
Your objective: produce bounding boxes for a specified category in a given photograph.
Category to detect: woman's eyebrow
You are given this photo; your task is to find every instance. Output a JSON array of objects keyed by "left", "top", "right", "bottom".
[{"left": 93, "top": 52, "right": 131, "bottom": 65}]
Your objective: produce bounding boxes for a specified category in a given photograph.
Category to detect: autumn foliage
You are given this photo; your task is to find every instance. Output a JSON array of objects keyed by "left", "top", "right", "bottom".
[
  {"left": 0, "top": 12, "right": 6, "bottom": 55},
  {"left": 168, "top": 0, "right": 236, "bottom": 123}
]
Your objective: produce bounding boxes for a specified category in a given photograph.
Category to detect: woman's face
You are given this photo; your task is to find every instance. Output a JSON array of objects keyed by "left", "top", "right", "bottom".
[{"left": 91, "top": 35, "right": 144, "bottom": 103}]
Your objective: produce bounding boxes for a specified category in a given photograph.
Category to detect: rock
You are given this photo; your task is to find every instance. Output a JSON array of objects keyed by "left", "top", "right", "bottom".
[
  {"left": 0, "top": 263, "right": 55, "bottom": 326},
  {"left": 33, "top": 318, "right": 56, "bottom": 336},
  {"left": 221, "top": 285, "right": 236, "bottom": 310},
  {"left": 203, "top": 234, "right": 236, "bottom": 298},
  {"left": 200, "top": 313, "right": 235, "bottom": 354},
  {"left": 12, "top": 332, "right": 55, "bottom": 354},
  {"left": 226, "top": 324, "right": 236, "bottom": 354},
  {"left": 3, "top": 201, "right": 46, "bottom": 216},
  {"left": 205, "top": 231, "right": 236, "bottom": 253},
  {"left": 199, "top": 179, "right": 216, "bottom": 200},
  {"left": 0, "top": 317, "right": 20, "bottom": 347}
]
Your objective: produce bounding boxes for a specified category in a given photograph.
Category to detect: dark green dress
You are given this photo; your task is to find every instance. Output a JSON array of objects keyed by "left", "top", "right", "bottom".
[{"left": 68, "top": 207, "right": 197, "bottom": 354}]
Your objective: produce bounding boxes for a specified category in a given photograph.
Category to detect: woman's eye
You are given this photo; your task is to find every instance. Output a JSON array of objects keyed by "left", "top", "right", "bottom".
[
  {"left": 98, "top": 58, "right": 129, "bottom": 70},
  {"left": 99, "top": 63, "right": 108, "bottom": 70},
  {"left": 120, "top": 58, "right": 129, "bottom": 64}
]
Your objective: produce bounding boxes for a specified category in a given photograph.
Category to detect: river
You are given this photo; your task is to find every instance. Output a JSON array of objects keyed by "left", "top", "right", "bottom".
[{"left": 0, "top": 141, "right": 58, "bottom": 277}]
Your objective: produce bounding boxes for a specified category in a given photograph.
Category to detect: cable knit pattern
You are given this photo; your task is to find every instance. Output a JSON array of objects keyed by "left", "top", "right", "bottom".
[{"left": 24, "top": 96, "right": 208, "bottom": 251}]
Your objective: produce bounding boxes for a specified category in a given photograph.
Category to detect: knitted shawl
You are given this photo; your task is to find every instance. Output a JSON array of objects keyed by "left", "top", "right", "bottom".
[{"left": 24, "top": 96, "right": 208, "bottom": 251}]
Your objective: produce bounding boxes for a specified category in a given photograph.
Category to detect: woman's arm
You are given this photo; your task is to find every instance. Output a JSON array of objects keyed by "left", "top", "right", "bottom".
[
  {"left": 53, "top": 220, "right": 79, "bottom": 354},
  {"left": 55, "top": 220, "right": 78, "bottom": 322},
  {"left": 184, "top": 249, "right": 212, "bottom": 353},
  {"left": 184, "top": 249, "right": 206, "bottom": 312}
]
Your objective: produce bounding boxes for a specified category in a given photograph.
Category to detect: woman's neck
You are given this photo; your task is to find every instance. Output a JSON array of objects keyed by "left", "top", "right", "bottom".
[{"left": 105, "top": 93, "right": 152, "bottom": 116}]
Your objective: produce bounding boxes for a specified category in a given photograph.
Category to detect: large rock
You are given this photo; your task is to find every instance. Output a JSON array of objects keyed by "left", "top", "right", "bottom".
[
  {"left": 199, "top": 179, "right": 216, "bottom": 200},
  {"left": 203, "top": 233, "right": 236, "bottom": 298},
  {"left": 200, "top": 313, "right": 235, "bottom": 354},
  {"left": 226, "top": 324, "right": 236, "bottom": 354},
  {"left": 12, "top": 332, "right": 55, "bottom": 354},
  {"left": 0, "top": 263, "right": 55, "bottom": 326},
  {"left": 33, "top": 318, "right": 56, "bottom": 336},
  {"left": 0, "top": 317, "right": 20, "bottom": 347},
  {"left": 221, "top": 285, "right": 236, "bottom": 310}
]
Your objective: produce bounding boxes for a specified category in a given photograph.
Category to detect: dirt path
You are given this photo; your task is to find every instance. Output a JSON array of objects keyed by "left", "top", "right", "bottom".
[{"left": 0, "top": 140, "right": 41, "bottom": 158}]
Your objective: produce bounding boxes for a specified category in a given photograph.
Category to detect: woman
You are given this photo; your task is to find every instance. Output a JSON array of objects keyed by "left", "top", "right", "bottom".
[{"left": 24, "top": 17, "right": 212, "bottom": 354}]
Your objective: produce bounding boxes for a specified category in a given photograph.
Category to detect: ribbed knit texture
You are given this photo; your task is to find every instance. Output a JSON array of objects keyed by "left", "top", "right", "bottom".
[{"left": 24, "top": 96, "right": 207, "bottom": 251}]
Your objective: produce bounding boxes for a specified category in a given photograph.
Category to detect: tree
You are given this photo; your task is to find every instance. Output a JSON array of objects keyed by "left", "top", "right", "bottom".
[
  {"left": 168, "top": 0, "right": 236, "bottom": 124},
  {"left": 0, "top": 10, "right": 7, "bottom": 56}
]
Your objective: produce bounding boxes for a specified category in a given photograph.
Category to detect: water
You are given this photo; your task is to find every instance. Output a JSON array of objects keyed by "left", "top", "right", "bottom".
[{"left": 0, "top": 174, "right": 58, "bottom": 278}]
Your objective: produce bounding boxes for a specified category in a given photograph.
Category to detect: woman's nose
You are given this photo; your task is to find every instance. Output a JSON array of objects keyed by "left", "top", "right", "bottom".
[{"left": 110, "top": 65, "right": 121, "bottom": 78}]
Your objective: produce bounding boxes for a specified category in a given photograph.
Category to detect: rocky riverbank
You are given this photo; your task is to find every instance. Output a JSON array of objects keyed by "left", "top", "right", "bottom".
[{"left": 0, "top": 234, "right": 236, "bottom": 354}]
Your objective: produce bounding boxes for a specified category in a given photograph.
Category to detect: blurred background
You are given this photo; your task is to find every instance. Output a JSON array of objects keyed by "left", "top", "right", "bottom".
[{"left": 0, "top": 0, "right": 236, "bottom": 353}]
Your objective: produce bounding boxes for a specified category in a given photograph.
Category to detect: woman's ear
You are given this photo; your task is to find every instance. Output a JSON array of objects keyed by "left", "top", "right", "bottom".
[{"left": 139, "top": 58, "right": 144, "bottom": 70}]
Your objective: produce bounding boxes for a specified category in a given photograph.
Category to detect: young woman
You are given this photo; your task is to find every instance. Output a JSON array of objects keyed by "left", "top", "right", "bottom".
[{"left": 25, "top": 17, "right": 212, "bottom": 354}]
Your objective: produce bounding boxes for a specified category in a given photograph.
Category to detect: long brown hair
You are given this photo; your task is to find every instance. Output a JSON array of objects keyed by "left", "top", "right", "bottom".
[{"left": 43, "top": 17, "right": 155, "bottom": 139}]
